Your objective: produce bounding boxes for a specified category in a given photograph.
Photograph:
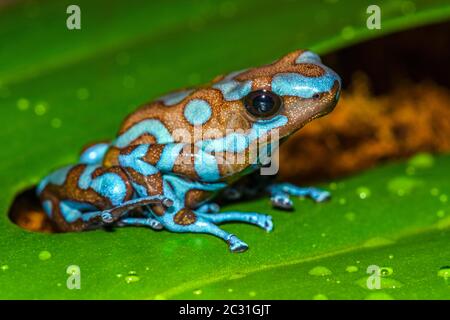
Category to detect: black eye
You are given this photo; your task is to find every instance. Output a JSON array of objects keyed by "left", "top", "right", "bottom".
[{"left": 243, "top": 90, "right": 282, "bottom": 118}]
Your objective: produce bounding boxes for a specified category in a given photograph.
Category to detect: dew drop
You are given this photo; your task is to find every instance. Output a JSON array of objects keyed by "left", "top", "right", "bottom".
[
  {"left": 17, "top": 98, "right": 30, "bottom": 111},
  {"left": 249, "top": 291, "right": 256, "bottom": 297},
  {"left": 227, "top": 288, "right": 233, "bottom": 293},
  {"left": 389, "top": 255, "right": 394, "bottom": 259},
  {"left": 193, "top": 289, "right": 202, "bottom": 295},
  {"left": 380, "top": 267, "right": 394, "bottom": 276},
  {"left": 1, "top": 265, "right": 9, "bottom": 271},
  {"left": 437, "top": 210, "right": 445, "bottom": 218},
  {"left": 313, "top": 294, "right": 328, "bottom": 300},
  {"left": 38, "top": 250, "right": 51, "bottom": 261},
  {"left": 339, "top": 198, "right": 347, "bottom": 205},
  {"left": 308, "top": 266, "right": 332, "bottom": 276},
  {"left": 356, "top": 187, "right": 371, "bottom": 199},
  {"left": 408, "top": 153, "right": 434, "bottom": 169},
  {"left": 439, "top": 194, "right": 448, "bottom": 203},
  {"left": 116, "top": 274, "right": 123, "bottom": 278},
  {"left": 346, "top": 266, "right": 358, "bottom": 273},
  {"left": 34, "top": 102, "right": 48, "bottom": 116},
  {"left": 437, "top": 266, "right": 450, "bottom": 280},
  {"left": 125, "top": 275, "right": 140, "bottom": 283},
  {"left": 387, "top": 176, "right": 422, "bottom": 196}
]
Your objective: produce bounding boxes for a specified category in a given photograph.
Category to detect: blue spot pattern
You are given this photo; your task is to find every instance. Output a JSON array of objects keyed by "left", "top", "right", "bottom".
[
  {"left": 213, "top": 79, "right": 252, "bottom": 101},
  {"left": 156, "top": 143, "right": 185, "bottom": 172},
  {"left": 36, "top": 165, "right": 73, "bottom": 195},
  {"left": 118, "top": 144, "right": 158, "bottom": 176},
  {"left": 114, "top": 119, "right": 174, "bottom": 148},
  {"left": 295, "top": 51, "right": 322, "bottom": 64},
  {"left": 184, "top": 99, "right": 212, "bottom": 125}
]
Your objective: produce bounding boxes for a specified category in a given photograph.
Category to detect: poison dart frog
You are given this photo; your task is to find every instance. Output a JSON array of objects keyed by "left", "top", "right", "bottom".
[{"left": 37, "top": 50, "right": 341, "bottom": 252}]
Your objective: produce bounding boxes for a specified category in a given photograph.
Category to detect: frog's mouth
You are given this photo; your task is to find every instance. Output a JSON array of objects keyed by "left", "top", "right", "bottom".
[{"left": 284, "top": 79, "right": 341, "bottom": 139}]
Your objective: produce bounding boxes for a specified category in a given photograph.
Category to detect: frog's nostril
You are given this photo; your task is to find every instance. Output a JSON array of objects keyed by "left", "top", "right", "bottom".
[{"left": 312, "top": 93, "right": 320, "bottom": 99}]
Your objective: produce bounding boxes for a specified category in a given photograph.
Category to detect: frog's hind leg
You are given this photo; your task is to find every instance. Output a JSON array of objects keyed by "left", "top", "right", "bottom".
[{"left": 196, "top": 211, "right": 273, "bottom": 232}]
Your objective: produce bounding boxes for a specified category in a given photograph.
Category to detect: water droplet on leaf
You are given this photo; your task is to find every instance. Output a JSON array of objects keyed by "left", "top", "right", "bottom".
[
  {"left": 38, "top": 251, "right": 51, "bottom": 261},
  {"left": 309, "top": 266, "right": 332, "bottom": 276},
  {"left": 346, "top": 266, "right": 358, "bottom": 273}
]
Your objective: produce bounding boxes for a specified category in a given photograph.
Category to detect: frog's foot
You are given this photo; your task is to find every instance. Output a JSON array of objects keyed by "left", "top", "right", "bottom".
[
  {"left": 196, "top": 202, "right": 220, "bottom": 213},
  {"left": 157, "top": 211, "right": 250, "bottom": 253},
  {"left": 196, "top": 211, "right": 273, "bottom": 232},
  {"left": 267, "top": 183, "right": 331, "bottom": 210},
  {"left": 227, "top": 235, "right": 249, "bottom": 253}
]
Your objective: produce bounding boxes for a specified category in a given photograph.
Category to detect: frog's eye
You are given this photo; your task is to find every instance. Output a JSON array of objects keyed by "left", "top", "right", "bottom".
[{"left": 243, "top": 90, "right": 282, "bottom": 118}]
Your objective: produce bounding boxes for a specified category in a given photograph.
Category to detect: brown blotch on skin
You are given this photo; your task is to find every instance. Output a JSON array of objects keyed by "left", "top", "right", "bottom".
[
  {"left": 144, "top": 144, "right": 165, "bottom": 165},
  {"left": 185, "top": 189, "right": 211, "bottom": 209},
  {"left": 103, "top": 146, "right": 121, "bottom": 167},
  {"left": 236, "top": 50, "right": 324, "bottom": 81},
  {"left": 173, "top": 208, "right": 197, "bottom": 225}
]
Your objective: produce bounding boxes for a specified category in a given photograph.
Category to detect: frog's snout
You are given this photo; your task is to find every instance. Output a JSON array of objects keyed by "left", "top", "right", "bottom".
[{"left": 317, "top": 79, "right": 340, "bottom": 115}]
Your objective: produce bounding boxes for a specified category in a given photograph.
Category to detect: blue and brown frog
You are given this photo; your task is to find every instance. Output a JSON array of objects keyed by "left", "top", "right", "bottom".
[{"left": 37, "top": 50, "right": 341, "bottom": 252}]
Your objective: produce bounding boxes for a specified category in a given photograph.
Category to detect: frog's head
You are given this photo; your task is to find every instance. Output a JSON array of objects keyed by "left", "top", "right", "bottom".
[{"left": 212, "top": 50, "right": 341, "bottom": 140}]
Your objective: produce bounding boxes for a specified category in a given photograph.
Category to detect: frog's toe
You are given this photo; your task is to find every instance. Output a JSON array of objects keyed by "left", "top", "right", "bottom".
[
  {"left": 312, "top": 190, "right": 331, "bottom": 203},
  {"left": 227, "top": 235, "right": 249, "bottom": 253},
  {"left": 148, "top": 219, "right": 164, "bottom": 230},
  {"left": 271, "top": 194, "right": 293, "bottom": 210}
]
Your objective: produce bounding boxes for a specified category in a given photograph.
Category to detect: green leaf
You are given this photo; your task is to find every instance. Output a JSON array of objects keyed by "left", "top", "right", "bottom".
[{"left": 1, "top": 0, "right": 450, "bottom": 299}]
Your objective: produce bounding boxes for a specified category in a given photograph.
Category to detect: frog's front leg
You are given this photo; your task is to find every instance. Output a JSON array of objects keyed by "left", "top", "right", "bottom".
[
  {"left": 267, "top": 183, "right": 331, "bottom": 210},
  {"left": 116, "top": 217, "right": 163, "bottom": 230}
]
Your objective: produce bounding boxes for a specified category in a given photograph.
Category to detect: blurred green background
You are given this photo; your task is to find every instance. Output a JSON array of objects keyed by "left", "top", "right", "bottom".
[{"left": 0, "top": 0, "right": 450, "bottom": 299}]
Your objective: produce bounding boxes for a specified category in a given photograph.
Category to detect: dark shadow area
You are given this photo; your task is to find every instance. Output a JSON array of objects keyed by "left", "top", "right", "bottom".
[{"left": 9, "top": 187, "right": 58, "bottom": 233}]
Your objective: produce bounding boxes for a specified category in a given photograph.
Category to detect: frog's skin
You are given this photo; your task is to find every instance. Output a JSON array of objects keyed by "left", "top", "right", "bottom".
[{"left": 37, "top": 50, "right": 341, "bottom": 252}]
